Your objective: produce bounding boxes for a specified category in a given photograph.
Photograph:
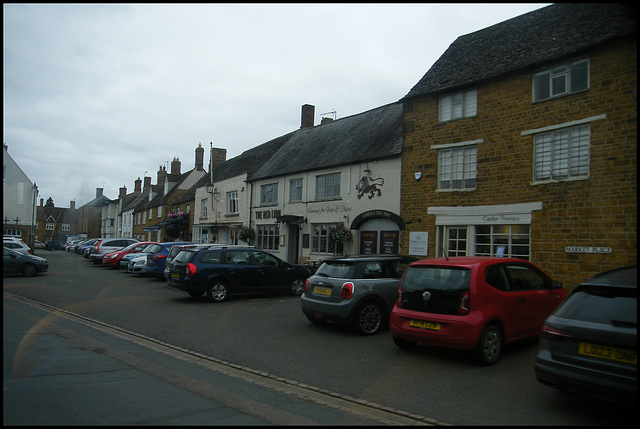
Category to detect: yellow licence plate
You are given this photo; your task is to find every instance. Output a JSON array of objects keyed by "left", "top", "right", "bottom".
[
  {"left": 409, "top": 319, "right": 441, "bottom": 331},
  {"left": 579, "top": 342, "right": 637, "bottom": 365},
  {"left": 313, "top": 286, "right": 332, "bottom": 296},
  {"left": 171, "top": 272, "right": 180, "bottom": 279}
]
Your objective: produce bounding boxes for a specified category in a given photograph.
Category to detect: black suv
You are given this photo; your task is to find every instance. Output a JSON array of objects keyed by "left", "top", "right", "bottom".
[
  {"left": 300, "top": 255, "right": 417, "bottom": 335},
  {"left": 167, "top": 247, "right": 311, "bottom": 302}
]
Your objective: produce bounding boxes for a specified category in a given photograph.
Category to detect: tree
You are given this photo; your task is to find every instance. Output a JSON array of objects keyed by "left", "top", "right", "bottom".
[{"left": 45, "top": 197, "right": 54, "bottom": 207}]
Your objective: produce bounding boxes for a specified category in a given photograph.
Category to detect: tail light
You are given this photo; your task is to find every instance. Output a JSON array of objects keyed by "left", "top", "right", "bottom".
[
  {"left": 458, "top": 289, "right": 470, "bottom": 315},
  {"left": 341, "top": 282, "right": 354, "bottom": 299},
  {"left": 152, "top": 254, "right": 167, "bottom": 260},
  {"left": 303, "top": 278, "right": 310, "bottom": 293},
  {"left": 541, "top": 324, "right": 571, "bottom": 340},
  {"left": 395, "top": 287, "right": 403, "bottom": 308},
  {"left": 186, "top": 263, "right": 197, "bottom": 276}
]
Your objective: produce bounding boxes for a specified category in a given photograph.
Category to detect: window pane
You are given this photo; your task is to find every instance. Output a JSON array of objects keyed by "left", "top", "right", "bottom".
[
  {"left": 533, "top": 72, "right": 550, "bottom": 101},
  {"left": 570, "top": 60, "right": 589, "bottom": 92}
]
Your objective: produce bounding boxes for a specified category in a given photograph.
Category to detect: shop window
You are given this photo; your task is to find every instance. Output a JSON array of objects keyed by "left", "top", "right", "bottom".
[
  {"left": 257, "top": 224, "right": 279, "bottom": 250},
  {"left": 312, "top": 223, "right": 336, "bottom": 254}
]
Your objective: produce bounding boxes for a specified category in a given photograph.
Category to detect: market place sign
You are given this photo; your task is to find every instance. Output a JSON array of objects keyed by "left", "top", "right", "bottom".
[{"left": 565, "top": 246, "right": 613, "bottom": 254}]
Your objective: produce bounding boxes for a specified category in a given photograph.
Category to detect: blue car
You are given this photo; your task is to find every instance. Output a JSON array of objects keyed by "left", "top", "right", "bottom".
[{"left": 145, "top": 242, "right": 193, "bottom": 278}]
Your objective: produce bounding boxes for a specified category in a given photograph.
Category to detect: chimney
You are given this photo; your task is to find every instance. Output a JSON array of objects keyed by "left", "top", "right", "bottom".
[
  {"left": 40, "top": 198, "right": 44, "bottom": 207},
  {"left": 171, "top": 157, "right": 181, "bottom": 175},
  {"left": 210, "top": 146, "right": 227, "bottom": 171},
  {"left": 96, "top": 188, "right": 103, "bottom": 198},
  {"left": 134, "top": 177, "right": 142, "bottom": 193},
  {"left": 321, "top": 117, "right": 334, "bottom": 125},
  {"left": 157, "top": 165, "right": 167, "bottom": 185},
  {"left": 301, "top": 104, "right": 315, "bottom": 129},
  {"left": 70, "top": 201, "right": 76, "bottom": 210},
  {"left": 195, "top": 143, "right": 204, "bottom": 171},
  {"left": 119, "top": 186, "right": 127, "bottom": 199},
  {"left": 143, "top": 176, "right": 152, "bottom": 190}
]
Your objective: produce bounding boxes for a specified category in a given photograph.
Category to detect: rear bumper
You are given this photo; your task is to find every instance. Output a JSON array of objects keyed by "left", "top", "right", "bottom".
[
  {"left": 535, "top": 348, "right": 637, "bottom": 406},
  {"left": 300, "top": 294, "right": 353, "bottom": 321}
]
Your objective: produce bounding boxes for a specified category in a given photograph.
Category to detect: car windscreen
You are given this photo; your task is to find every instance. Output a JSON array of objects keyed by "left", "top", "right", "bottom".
[
  {"left": 140, "top": 244, "right": 156, "bottom": 252},
  {"left": 315, "top": 262, "right": 355, "bottom": 278},
  {"left": 122, "top": 242, "right": 142, "bottom": 251},
  {"left": 554, "top": 285, "right": 637, "bottom": 326},
  {"left": 401, "top": 266, "right": 471, "bottom": 291},
  {"left": 146, "top": 244, "right": 164, "bottom": 254}
]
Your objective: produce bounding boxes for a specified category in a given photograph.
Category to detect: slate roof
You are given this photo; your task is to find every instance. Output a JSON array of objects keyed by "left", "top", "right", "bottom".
[
  {"left": 403, "top": 3, "right": 637, "bottom": 100},
  {"left": 249, "top": 102, "right": 403, "bottom": 182}
]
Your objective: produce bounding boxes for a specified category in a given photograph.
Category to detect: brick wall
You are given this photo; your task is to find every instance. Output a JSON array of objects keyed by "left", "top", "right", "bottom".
[{"left": 401, "top": 38, "right": 636, "bottom": 287}]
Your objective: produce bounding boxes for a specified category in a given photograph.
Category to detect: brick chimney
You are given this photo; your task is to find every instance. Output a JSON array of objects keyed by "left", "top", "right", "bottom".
[
  {"left": 210, "top": 146, "right": 227, "bottom": 170},
  {"left": 96, "top": 188, "right": 103, "bottom": 198},
  {"left": 40, "top": 198, "right": 44, "bottom": 207},
  {"left": 157, "top": 166, "right": 167, "bottom": 185},
  {"left": 195, "top": 143, "right": 204, "bottom": 171},
  {"left": 171, "top": 157, "right": 181, "bottom": 175},
  {"left": 134, "top": 177, "right": 142, "bottom": 193},
  {"left": 301, "top": 104, "right": 315, "bottom": 129},
  {"left": 70, "top": 201, "right": 76, "bottom": 210},
  {"left": 119, "top": 186, "right": 127, "bottom": 199},
  {"left": 143, "top": 176, "right": 152, "bottom": 191}
]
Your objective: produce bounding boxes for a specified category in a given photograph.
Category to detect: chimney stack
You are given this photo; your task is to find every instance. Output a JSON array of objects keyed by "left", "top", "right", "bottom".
[
  {"left": 96, "top": 188, "right": 103, "bottom": 198},
  {"left": 40, "top": 198, "right": 44, "bottom": 207},
  {"left": 171, "top": 157, "right": 181, "bottom": 175},
  {"left": 119, "top": 186, "right": 127, "bottom": 199},
  {"left": 157, "top": 165, "right": 167, "bottom": 185},
  {"left": 195, "top": 143, "right": 204, "bottom": 171},
  {"left": 134, "top": 177, "right": 142, "bottom": 193},
  {"left": 301, "top": 104, "right": 315, "bottom": 129},
  {"left": 143, "top": 176, "right": 152, "bottom": 190},
  {"left": 70, "top": 201, "right": 76, "bottom": 210}
]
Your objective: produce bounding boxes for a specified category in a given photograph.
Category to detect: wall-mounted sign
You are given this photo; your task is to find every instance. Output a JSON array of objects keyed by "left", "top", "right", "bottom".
[
  {"left": 256, "top": 209, "right": 282, "bottom": 220},
  {"left": 409, "top": 231, "right": 428, "bottom": 256},
  {"left": 565, "top": 246, "right": 613, "bottom": 254}
]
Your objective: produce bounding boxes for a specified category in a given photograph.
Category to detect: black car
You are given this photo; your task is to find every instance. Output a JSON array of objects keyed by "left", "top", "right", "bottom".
[
  {"left": 45, "top": 239, "right": 65, "bottom": 250},
  {"left": 301, "top": 255, "right": 417, "bottom": 335},
  {"left": 535, "top": 266, "right": 636, "bottom": 407},
  {"left": 3, "top": 247, "right": 49, "bottom": 277},
  {"left": 167, "top": 247, "right": 311, "bottom": 302}
]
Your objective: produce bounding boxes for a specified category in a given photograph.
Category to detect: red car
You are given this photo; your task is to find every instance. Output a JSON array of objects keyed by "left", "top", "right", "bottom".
[
  {"left": 101, "top": 241, "right": 156, "bottom": 268},
  {"left": 390, "top": 257, "right": 567, "bottom": 365}
]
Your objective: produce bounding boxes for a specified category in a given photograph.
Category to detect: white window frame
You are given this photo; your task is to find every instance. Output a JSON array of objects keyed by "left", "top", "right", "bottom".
[
  {"left": 532, "top": 124, "right": 590, "bottom": 183},
  {"left": 433, "top": 140, "right": 480, "bottom": 191},
  {"left": 289, "top": 178, "right": 303, "bottom": 202},
  {"left": 260, "top": 183, "right": 278, "bottom": 206},
  {"left": 46, "top": 222, "right": 54, "bottom": 230},
  {"left": 311, "top": 223, "right": 337, "bottom": 254},
  {"left": 257, "top": 224, "right": 279, "bottom": 250},
  {"left": 201, "top": 198, "right": 208, "bottom": 218},
  {"left": 316, "top": 172, "right": 341, "bottom": 200},
  {"left": 439, "top": 88, "right": 477, "bottom": 122},
  {"left": 227, "top": 191, "right": 239, "bottom": 214},
  {"left": 533, "top": 58, "right": 589, "bottom": 102}
]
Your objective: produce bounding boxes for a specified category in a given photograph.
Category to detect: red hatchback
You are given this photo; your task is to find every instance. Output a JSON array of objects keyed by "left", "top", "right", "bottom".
[
  {"left": 102, "top": 241, "right": 156, "bottom": 268},
  {"left": 390, "top": 257, "right": 567, "bottom": 365}
]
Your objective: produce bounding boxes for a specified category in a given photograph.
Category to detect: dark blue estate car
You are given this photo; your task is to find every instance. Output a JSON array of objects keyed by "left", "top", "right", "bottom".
[
  {"left": 167, "top": 247, "right": 311, "bottom": 302},
  {"left": 145, "top": 242, "right": 193, "bottom": 278}
]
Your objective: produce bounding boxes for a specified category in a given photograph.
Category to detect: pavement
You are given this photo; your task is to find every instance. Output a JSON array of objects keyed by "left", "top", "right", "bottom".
[{"left": 3, "top": 293, "right": 434, "bottom": 426}]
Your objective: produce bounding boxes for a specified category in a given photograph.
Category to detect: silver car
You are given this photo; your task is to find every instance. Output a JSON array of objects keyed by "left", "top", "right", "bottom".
[
  {"left": 88, "top": 238, "right": 140, "bottom": 264},
  {"left": 301, "top": 255, "right": 416, "bottom": 335}
]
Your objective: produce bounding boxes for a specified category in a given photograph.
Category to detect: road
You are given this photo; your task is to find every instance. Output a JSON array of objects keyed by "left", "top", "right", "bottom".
[{"left": 4, "top": 250, "right": 636, "bottom": 425}]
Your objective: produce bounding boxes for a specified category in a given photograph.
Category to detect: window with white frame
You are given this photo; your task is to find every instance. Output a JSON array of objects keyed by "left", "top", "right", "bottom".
[
  {"left": 62, "top": 223, "right": 70, "bottom": 232},
  {"left": 46, "top": 222, "right": 54, "bottom": 230},
  {"left": 157, "top": 206, "right": 162, "bottom": 218},
  {"left": 227, "top": 191, "right": 239, "bottom": 214},
  {"left": 438, "top": 144, "right": 477, "bottom": 190},
  {"left": 201, "top": 198, "right": 208, "bottom": 218},
  {"left": 437, "top": 224, "right": 530, "bottom": 260},
  {"left": 446, "top": 227, "right": 467, "bottom": 256},
  {"left": 533, "top": 124, "right": 590, "bottom": 182},
  {"left": 439, "top": 89, "right": 477, "bottom": 122},
  {"left": 260, "top": 183, "right": 278, "bottom": 206},
  {"left": 289, "top": 178, "right": 303, "bottom": 202},
  {"left": 316, "top": 173, "right": 340, "bottom": 200},
  {"left": 533, "top": 59, "right": 589, "bottom": 102},
  {"left": 257, "top": 224, "right": 279, "bottom": 250},
  {"left": 312, "top": 223, "right": 336, "bottom": 254}
]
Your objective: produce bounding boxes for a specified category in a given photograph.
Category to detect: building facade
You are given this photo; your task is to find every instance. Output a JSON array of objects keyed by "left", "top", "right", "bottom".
[
  {"left": 3, "top": 144, "right": 38, "bottom": 246},
  {"left": 400, "top": 3, "right": 637, "bottom": 286}
]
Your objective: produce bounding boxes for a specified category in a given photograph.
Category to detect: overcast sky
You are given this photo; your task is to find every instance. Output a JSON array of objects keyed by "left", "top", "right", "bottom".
[{"left": 4, "top": 3, "right": 548, "bottom": 208}]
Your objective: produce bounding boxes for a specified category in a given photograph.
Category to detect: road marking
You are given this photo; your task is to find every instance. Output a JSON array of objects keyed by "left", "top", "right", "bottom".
[{"left": 5, "top": 291, "right": 447, "bottom": 425}]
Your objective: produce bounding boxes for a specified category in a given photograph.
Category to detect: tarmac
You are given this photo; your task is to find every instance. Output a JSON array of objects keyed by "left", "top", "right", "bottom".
[{"left": 3, "top": 293, "right": 435, "bottom": 426}]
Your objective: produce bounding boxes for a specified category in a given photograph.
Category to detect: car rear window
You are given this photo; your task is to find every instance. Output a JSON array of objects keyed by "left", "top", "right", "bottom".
[
  {"left": 401, "top": 266, "right": 470, "bottom": 291},
  {"left": 146, "top": 244, "right": 164, "bottom": 254},
  {"left": 554, "top": 286, "right": 637, "bottom": 326},
  {"left": 316, "top": 262, "right": 355, "bottom": 278},
  {"left": 174, "top": 250, "right": 196, "bottom": 264}
]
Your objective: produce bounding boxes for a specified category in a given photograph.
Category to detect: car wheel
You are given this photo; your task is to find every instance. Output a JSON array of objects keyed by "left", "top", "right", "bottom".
[
  {"left": 474, "top": 324, "right": 503, "bottom": 365},
  {"left": 353, "top": 301, "right": 384, "bottom": 335},
  {"left": 290, "top": 278, "right": 305, "bottom": 296},
  {"left": 21, "top": 263, "right": 37, "bottom": 277},
  {"left": 393, "top": 336, "right": 417, "bottom": 350},
  {"left": 207, "top": 281, "right": 228, "bottom": 303}
]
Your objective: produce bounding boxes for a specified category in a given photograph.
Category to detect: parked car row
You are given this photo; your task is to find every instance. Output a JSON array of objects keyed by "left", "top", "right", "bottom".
[{"left": 26, "top": 244, "right": 639, "bottom": 406}]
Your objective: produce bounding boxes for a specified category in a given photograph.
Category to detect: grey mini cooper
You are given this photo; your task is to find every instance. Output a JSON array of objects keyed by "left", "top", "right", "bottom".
[{"left": 301, "top": 255, "right": 417, "bottom": 335}]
